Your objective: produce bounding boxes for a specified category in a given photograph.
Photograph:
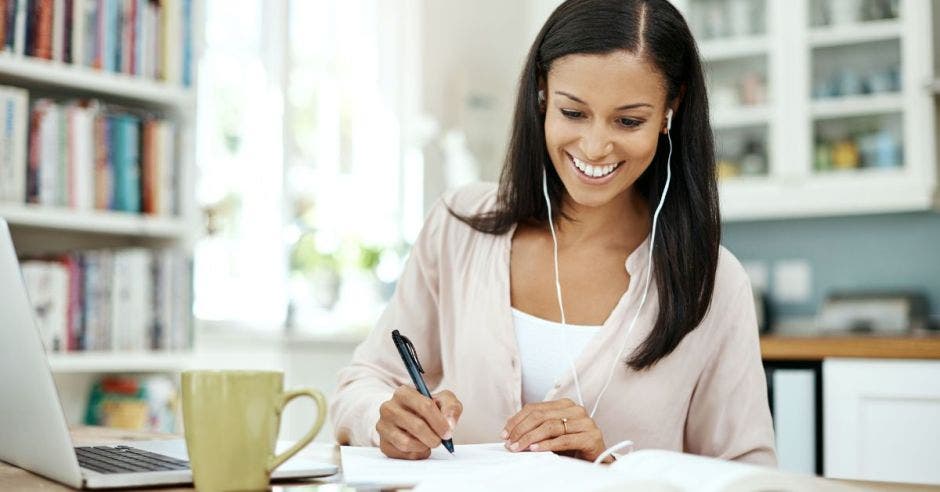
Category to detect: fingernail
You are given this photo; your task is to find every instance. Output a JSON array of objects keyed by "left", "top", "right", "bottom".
[
  {"left": 510, "top": 442, "right": 519, "bottom": 451},
  {"left": 443, "top": 430, "right": 453, "bottom": 440},
  {"left": 500, "top": 430, "right": 508, "bottom": 439},
  {"left": 530, "top": 444, "right": 539, "bottom": 451}
]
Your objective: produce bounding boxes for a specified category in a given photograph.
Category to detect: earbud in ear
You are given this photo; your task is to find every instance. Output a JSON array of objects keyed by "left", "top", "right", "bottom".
[
  {"left": 538, "top": 90, "right": 545, "bottom": 104},
  {"left": 666, "top": 109, "right": 673, "bottom": 132}
]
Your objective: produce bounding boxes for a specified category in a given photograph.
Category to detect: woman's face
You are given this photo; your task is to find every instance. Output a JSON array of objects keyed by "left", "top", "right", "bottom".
[{"left": 543, "top": 50, "right": 671, "bottom": 210}]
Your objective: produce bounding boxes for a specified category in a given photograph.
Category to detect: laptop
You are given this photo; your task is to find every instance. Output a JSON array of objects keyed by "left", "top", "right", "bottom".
[{"left": 0, "top": 219, "right": 338, "bottom": 489}]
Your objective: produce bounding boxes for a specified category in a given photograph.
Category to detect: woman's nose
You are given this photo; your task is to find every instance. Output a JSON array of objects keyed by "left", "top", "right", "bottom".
[{"left": 580, "top": 126, "right": 614, "bottom": 162}]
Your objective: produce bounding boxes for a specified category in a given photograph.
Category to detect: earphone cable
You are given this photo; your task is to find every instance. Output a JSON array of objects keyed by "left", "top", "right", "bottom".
[
  {"left": 589, "top": 127, "right": 673, "bottom": 421},
  {"left": 542, "top": 167, "right": 585, "bottom": 408}
]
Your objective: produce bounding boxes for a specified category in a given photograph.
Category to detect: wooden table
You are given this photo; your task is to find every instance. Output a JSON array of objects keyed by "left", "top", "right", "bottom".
[
  {"left": 0, "top": 427, "right": 343, "bottom": 491},
  {"left": 2, "top": 427, "right": 938, "bottom": 491}
]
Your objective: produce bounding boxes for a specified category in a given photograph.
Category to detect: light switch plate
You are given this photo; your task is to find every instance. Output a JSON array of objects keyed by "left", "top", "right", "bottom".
[
  {"left": 742, "top": 260, "right": 769, "bottom": 292},
  {"left": 773, "top": 259, "right": 812, "bottom": 303}
]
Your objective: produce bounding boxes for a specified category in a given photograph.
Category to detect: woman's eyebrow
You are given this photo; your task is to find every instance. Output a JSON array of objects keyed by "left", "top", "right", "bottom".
[{"left": 554, "top": 90, "right": 653, "bottom": 110}]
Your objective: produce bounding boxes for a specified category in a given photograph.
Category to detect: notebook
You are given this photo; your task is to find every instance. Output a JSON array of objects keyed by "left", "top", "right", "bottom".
[{"left": 342, "top": 443, "right": 864, "bottom": 491}]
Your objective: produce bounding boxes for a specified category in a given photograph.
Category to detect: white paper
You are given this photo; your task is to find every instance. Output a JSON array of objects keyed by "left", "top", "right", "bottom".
[{"left": 340, "top": 443, "right": 565, "bottom": 487}]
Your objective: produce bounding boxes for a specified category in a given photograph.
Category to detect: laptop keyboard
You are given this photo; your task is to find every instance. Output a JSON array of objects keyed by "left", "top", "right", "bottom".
[{"left": 75, "top": 445, "right": 190, "bottom": 474}]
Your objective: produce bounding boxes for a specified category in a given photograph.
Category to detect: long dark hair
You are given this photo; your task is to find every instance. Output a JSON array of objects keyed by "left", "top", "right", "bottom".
[{"left": 451, "top": 0, "right": 720, "bottom": 370}]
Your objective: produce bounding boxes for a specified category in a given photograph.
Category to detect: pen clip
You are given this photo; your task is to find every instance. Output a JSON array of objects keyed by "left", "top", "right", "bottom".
[{"left": 401, "top": 334, "right": 425, "bottom": 374}]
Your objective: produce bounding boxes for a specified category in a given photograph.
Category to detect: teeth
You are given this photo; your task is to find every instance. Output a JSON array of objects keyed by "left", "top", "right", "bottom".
[{"left": 572, "top": 155, "right": 618, "bottom": 178}]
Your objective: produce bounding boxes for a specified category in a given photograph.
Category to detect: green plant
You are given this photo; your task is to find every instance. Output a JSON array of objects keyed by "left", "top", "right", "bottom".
[{"left": 290, "top": 232, "right": 339, "bottom": 274}]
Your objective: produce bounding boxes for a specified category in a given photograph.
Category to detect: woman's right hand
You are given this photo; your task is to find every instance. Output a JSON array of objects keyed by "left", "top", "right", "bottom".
[{"left": 376, "top": 386, "right": 463, "bottom": 459}]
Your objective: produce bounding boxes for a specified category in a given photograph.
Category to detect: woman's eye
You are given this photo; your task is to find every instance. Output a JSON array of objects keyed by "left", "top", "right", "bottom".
[
  {"left": 560, "top": 109, "right": 583, "bottom": 119},
  {"left": 619, "top": 118, "right": 641, "bottom": 128}
]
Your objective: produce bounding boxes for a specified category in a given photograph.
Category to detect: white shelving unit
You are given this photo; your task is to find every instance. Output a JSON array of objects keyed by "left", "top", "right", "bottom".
[
  {"left": 698, "top": 36, "right": 769, "bottom": 61},
  {"left": 808, "top": 18, "right": 902, "bottom": 47},
  {"left": 681, "top": 0, "right": 937, "bottom": 220},
  {"left": 47, "top": 352, "right": 193, "bottom": 373},
  {"left": 0, "top": 203, "right": 189, "bottom": 238},
  {"left": 0, "top": 5, "right": 204, "bottom": 425},
  {"left": 0, "top": 54, "right": 195, "bottom": 108},
  {"left": 809, "top": 93, "right": 904, "bottom": 119},
  {"left": 711, "top": 105, "right": 771, "bottom": 129}
]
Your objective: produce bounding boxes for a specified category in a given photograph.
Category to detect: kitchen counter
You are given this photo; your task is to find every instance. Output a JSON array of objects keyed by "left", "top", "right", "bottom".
[{"left": 760, "top": 332, "right": 940, "bottom": 361}]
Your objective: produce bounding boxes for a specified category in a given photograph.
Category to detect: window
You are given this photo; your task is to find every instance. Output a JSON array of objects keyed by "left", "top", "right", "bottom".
[{"left": 195, "top": 0, "right": 422, "bottom": 332}]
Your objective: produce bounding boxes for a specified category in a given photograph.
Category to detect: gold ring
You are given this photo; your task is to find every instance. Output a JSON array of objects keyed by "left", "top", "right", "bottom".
[{"left": 560, "top": 417, "right": 568, "bottom": 435}]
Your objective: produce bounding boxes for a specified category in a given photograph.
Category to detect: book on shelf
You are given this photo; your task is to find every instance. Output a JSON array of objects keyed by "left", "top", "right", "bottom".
[
  {"left": 13, "top": 93, "right": 178, "bottom": 215},
  {"left": 0, "top": 0, "right": 193, "bottom": 87},
  {"left": 20, "top": 247, "right": 192, "bottom": 353},
  {"left": 0, "top": 84, "right": 28, "bottom": 202}
]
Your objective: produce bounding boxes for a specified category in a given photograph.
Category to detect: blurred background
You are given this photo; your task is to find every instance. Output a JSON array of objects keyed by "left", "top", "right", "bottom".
[{"left": 1, "top": 0, "right": 938, "bottom": 486}]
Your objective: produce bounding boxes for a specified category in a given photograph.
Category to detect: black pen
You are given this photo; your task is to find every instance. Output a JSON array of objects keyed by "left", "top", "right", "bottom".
[{"left": 391, "top": 329, "right": 455, "bottom": 454}]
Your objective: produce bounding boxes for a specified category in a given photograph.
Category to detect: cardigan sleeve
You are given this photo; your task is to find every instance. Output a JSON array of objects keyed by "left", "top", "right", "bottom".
[
  {"left": 683, "top": 275, "right": 778, "bottom": 467},
  {"left": 329, "top": 198, "right": 447, "bottom": 446}
]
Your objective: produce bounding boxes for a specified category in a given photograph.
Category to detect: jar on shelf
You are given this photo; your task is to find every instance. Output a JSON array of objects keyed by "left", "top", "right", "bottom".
[
  {"left": 739, "top": 139, "right": 767, "bottom": 175},
  {"left": 830, "top": 0, "right": 864, "bottom": 25},
  {"left": 815, "top": 140, "right": 834, "bottom": 171},
  {"left": 739, "top": 71, "right": 766, "bottom": 106},
  {"left": 873, "top": 128, "right": 901, "bottom": 168},
  {"left": 832, "top": 138, "right": 861, "bottom": 169}
]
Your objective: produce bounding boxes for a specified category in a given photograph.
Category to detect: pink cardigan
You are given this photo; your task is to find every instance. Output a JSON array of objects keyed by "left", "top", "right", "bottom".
[{"left": 330, "top": 183, "right": 777, "bottom": 466}]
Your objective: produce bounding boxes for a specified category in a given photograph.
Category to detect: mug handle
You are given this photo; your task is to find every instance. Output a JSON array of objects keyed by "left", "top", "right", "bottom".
[{"left": 267, "top": 388, "right": 327, "bottom": 473}]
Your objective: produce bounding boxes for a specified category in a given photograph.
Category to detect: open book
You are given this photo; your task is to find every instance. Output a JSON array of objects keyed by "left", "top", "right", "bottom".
[{"left": 354, "top": 445, "right": 863, "bottom": 492}]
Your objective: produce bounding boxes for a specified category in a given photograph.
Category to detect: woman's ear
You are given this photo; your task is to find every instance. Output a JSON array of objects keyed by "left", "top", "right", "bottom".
[{"left": 663, "top": 87, "right": 685, "bottom": 133}]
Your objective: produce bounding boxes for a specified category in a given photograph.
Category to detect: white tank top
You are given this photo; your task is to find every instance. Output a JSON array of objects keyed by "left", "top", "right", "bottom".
[{"left": 511, "top": 308, "right": 602, "bottom": 405}]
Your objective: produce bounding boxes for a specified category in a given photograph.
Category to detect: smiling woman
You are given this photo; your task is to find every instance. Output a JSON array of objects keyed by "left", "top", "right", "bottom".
[
  {"left": 545, "top": 51, "right": 668, "bottom": 207},
  {"left": 330, "top": 0, "right": 776, "bottom": 468}
]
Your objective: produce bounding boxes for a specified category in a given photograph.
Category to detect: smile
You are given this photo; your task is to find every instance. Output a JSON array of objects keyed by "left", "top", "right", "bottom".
[{"left": 567, "top": 152, "right": 622, "bottom": 179}]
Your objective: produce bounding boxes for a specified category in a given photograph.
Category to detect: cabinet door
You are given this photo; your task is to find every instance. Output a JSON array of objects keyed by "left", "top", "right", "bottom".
[
  {"left": 683, "top": 0, "right": 936, "bottom": 220},
  {"left": 823, "top": 358, "right": 940, "bottom": 484}
]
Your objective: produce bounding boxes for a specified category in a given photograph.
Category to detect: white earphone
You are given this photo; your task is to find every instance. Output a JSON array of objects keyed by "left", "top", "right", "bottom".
[{"left": 541, "top": 107, "right": 674, "bottom": 464}]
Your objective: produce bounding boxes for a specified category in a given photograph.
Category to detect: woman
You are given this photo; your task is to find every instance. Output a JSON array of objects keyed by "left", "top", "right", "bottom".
[{"left": 330, "top": 0, "right": 776, "bottom": 465}]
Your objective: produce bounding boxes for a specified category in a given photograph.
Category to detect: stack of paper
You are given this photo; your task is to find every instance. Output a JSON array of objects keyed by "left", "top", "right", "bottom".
[{"left": 341, "top": 443, "right": 574, "bottom": 488}]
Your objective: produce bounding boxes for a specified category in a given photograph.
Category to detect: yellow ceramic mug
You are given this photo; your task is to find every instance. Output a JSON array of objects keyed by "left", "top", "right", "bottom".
[{"left": 181, "top": 370, "right": 326, "bottom": 492}]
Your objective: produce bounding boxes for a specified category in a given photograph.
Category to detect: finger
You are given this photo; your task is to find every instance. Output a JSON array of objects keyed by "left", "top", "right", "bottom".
[
  {"left": 395, "top": 386, "right": 452, "bottom": 439},
  {"left": 526, "top": 433, "right": 580, "bottom": 454},
  {"left": 524, "top": 416, "right": 593, "bottom": 450},
  {"left": 385, "top": 401, "right": 444, "bottom": 449},
  {"left": 510, "top": 419, "right": 565, "bottom": 452},
  {"left": 379, "top": 435, "right": 431, "bottom": 460},
  {"left": 376, "top": 419, "right": 428, "bottom": 453},
  {"left": 502, "top": 399, "right": 577, "bottom": 439},
  {"left": 432, "top": 390, "right": 463, "bottom": 430},
  {"left": 502, "top": 404, "right": 534, "bottom": 440},
  {"left": 507, "top": 405, "right": 580, "bottom": 445}
]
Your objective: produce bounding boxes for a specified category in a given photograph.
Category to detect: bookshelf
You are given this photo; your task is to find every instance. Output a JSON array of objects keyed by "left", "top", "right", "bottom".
[{"left": 0, "top": 0, "right": 202, "bottom": 429}]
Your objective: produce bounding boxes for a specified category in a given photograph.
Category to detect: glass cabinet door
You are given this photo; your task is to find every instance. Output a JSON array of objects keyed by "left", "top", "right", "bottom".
[
  {"left": 679, "top": 0, "right": 934, "bottom": 220},
  {"left": 686, "top": 0, "right": 773, "bottom": 180},
  {"left": 808, "top": 0, "right": 903, "bottom": 175}
]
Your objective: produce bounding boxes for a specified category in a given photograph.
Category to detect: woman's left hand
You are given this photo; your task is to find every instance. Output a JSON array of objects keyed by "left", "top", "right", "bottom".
[{"left": 501, "top": 398, "right": 611, "bottom": 463}]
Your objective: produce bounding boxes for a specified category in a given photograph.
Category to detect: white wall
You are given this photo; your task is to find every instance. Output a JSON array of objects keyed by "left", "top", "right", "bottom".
[{"left": 419, "top": 0, "right": 543, "bottom": 209}]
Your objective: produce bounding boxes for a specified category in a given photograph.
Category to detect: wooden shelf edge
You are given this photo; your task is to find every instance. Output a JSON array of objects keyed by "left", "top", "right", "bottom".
[{"left": 760, "top": 334, "right": 940, "bottom": 361}]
